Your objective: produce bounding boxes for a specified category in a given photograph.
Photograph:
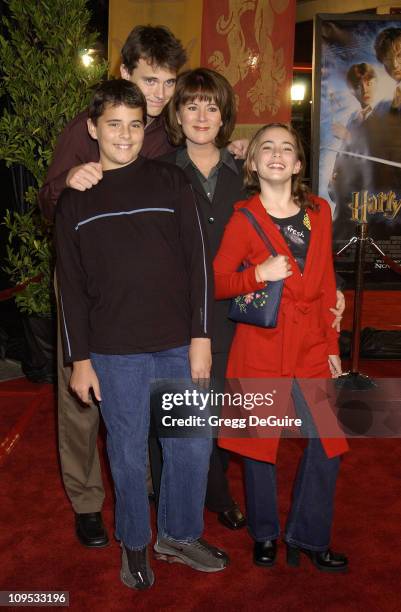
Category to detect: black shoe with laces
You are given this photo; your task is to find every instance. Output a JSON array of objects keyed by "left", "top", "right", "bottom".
[{"left": 154, "top": 536, "right": 229, "bottom": 572}]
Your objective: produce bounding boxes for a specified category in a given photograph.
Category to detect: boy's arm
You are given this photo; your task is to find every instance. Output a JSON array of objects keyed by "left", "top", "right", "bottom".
[
  {"left": 189, "top": 338, "right": 212, "bottom": 381},
  {"left": 39, "top": 112, "right": 100, "bottom": 222},
  {"left": 70, "top": 359, "right": 101, "bottom": 404},
  {"left": 330, "top": 290, "right": 345, "bottom": 332},
  {"left": 176, "top": 179, "right": 214, "bottom": 379},
  {"left": 328, "top": 354, "right": 342, "bottom": 378},
  {"left": 55, "top": 191, "right": 101, "bottom": 402},
  {"left": 55, "top": 190, "right": 92, "bottom": 365}
]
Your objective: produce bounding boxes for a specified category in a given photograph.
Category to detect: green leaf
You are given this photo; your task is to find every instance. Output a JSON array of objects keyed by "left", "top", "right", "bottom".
[{"left": 1, "top": 0, "right": 107, "bottom": 314}]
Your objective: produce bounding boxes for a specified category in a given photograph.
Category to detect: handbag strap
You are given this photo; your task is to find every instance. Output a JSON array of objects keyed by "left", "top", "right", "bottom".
[{"left": 238, "top": 208, "right": 278, "bottom": 257}]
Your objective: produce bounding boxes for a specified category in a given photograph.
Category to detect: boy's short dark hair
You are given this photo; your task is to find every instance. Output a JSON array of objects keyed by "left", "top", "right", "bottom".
[
  {"left": 121, "top": 25, "right": 187, "bottom": 74},
  {"left": 375, "top": 27, "right": 401, "bottom": 63},
  {"left": 346, "top": 63, "right": 376, "bottom": 90},
  {"left": 88, "top": 79, "right": 147, "bottom": 125},
  {"left": 166, "top": 68, "right": 236, "bottom": 148}
]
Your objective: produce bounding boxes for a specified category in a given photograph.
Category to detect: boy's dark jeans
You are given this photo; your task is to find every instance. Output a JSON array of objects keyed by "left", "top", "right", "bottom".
[{"left": 91, "top": 345, "right": 212, "bottom": 550}]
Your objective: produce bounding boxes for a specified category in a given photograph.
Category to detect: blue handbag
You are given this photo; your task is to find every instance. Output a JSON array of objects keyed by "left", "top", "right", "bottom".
[{"left": 228, "top": 208, "right": 284, "bottom": 328}]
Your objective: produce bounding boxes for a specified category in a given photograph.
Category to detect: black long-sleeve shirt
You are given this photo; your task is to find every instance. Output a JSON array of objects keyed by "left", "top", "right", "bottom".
[{"left": 55, "top": 156, "right": 213, "bottom": 363}]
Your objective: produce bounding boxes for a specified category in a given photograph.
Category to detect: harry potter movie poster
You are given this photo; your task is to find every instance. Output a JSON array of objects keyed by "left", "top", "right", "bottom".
[{"left": 313, "top": 15, "right": 401, "bottom": 288}]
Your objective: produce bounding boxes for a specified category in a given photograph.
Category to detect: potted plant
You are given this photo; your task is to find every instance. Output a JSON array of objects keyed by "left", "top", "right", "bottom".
[{"left": 0, "top": 0, "right": 106, "bottom": 381}]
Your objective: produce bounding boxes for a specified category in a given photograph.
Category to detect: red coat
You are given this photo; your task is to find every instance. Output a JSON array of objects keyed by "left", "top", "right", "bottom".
[{"left": 213, "top": 193, "right": 349, "bottom": 463}]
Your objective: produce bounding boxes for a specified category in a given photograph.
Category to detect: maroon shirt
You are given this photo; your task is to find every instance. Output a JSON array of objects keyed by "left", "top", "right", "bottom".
[{"left": 38, "top": 110, "right": 176, "bottom": 221}]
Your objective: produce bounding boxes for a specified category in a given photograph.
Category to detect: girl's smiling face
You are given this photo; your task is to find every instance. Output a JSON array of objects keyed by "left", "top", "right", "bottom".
[{"left": 251, "top": 126, "right": 302, "bottom": 184}]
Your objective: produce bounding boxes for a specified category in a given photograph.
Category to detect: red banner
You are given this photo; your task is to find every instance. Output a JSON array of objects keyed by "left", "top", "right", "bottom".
[{"left": 200, "top": 0, "right": 295, "bottom": 125}]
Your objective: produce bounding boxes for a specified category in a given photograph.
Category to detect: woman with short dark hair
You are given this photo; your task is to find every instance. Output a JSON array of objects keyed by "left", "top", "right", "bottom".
[{"left": 161, "top": 67, "right": 247, "bottom": 530}]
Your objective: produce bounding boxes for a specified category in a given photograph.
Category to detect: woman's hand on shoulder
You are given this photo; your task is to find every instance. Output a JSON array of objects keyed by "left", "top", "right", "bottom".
[
  {"left": 227, "top": 139, "right": 249, "bottom": 159},
  {"left": 256, "top": 254, "right": 293, "bottom": 282},
  {"left": 328, "top": 355, "right": 342, "bottom": 378}
]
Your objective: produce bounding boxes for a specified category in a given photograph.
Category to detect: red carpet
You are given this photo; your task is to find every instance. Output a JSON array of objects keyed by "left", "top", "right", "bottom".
[{"left": 1, "top": 364, "right": 400, "bottom": 611}]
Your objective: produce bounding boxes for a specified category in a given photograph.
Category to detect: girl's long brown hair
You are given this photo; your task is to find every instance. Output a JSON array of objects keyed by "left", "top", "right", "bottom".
[{"left": 244, "top": 123, "right": 316, "bottom": 211}]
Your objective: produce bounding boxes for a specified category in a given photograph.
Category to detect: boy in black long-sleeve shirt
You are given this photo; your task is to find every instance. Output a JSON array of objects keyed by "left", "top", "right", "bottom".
[{"left": 55, "top": 80, "right": 228, "bottom": 590}]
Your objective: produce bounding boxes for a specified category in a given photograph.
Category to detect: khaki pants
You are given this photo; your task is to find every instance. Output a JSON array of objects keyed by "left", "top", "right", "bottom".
[{"left": 56, "top": 275, "right": 105, "bottom": 513}]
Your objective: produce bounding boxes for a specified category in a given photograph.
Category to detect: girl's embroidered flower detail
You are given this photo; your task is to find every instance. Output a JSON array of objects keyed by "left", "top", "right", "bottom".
[{"left": 233, "top": 289, "right": 269, "bottom": 313}]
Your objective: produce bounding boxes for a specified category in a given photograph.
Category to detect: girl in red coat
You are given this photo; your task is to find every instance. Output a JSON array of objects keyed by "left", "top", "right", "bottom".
[{"left": 213, "top": 123, "right": 349, "bottom": 572}]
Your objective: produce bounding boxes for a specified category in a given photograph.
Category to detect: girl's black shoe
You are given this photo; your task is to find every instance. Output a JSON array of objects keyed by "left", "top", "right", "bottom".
[
  {"left": 286, "top": 543, "right": 348, "bottom": 572},
  {"left": 254, "top": 540, "right": 277, "bottom": 567}
]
